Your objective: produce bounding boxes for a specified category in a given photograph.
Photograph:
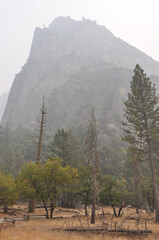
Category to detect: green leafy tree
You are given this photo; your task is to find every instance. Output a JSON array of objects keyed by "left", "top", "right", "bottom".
[
  {"left": 99, "top": 175, "right": 122, "bottom": 216},
  {"left": 60, "top": 165, "right": 79, "bottom": 209},
  {"left": 0, "top": 172, "right": 18, "bottom": 213},
  {"left": 76, "top": 166, "right": 92, "bottom": 216},
  {"left": 122, "top": 64, "right": 159, "bottom": 222},
  {"left": 17, "top": 157, "right": 78, "bottom": 218}
]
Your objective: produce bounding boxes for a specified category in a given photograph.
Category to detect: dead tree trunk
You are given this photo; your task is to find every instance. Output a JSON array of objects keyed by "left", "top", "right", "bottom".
[
  {"left": 28, "top": 97, "right": 47, "bottom": 213},
  {"left": 36, "top": 96, "right": 47, "bottom": 164},
  {"left": 91, "top": 150, "right": 96, "bottom": 223},
  {"left": 85, "top": 109, "right": 99, "bottom": 224}
]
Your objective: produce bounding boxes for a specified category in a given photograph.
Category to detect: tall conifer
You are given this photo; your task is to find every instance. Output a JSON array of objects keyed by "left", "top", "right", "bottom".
[{"left": 123, "top": 64, "right": 159, "bottom": 222}]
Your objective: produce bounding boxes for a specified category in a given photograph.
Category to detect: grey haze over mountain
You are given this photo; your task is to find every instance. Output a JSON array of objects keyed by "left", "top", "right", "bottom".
[
  {"left": 0, "top": 92, "right": 9, "bottom": 121},
  {"left": 1, "top": 17, "right": 159, "bottom": 131}
]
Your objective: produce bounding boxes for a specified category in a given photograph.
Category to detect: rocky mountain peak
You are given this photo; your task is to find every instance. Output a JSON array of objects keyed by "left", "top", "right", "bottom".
[{"left": 1, "top": 17, "right": 159, "bottom": 130}]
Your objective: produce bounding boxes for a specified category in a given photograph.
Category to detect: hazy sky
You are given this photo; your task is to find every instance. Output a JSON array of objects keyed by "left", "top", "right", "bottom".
[{"left": 0, "top": 0, "right": 159, "bottom": 95}]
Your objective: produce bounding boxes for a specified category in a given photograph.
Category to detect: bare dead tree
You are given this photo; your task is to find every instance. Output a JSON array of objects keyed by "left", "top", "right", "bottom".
[
  {"left": 28, "top": 96, "right": 47, "bottom": 213},
  {"left": 85, "top": 109, "right": 99, "bottom": 224},
  {"left": 36, "top": 96, "right": 47, "bottom": 164}
]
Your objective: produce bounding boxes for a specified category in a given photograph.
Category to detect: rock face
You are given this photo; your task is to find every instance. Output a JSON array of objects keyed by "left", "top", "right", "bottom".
[
  {"left": 0, "top": 92, "right": 9, "bottom": 121},
  {"left": 1, "top": 17, "right": 159, "bottom": 131}
]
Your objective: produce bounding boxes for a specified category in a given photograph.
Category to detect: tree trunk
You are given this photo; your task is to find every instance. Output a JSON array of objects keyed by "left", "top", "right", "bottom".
[
  {"left": 112, "top": 205, "right": 117, "bottom": 217},
  {"left": 91, "top": 151, "right": 96, "bottom": 224},
  {"left": 143, "top": 111, "right": 159, "bottom": 222},
  {"left": 96, "top": 195, "right": 99, "bottom": 208},
  {"left": 4, "top": 204, "right": 8, "bottom": 213},
  {"left": 42, "top": 200, "right": 49, "bottom": 219},
  {"left": 50, "top": 199, "right": 55, "bottom": 219},
  {"left": 30, "top": 98, "right": 46, "bottom": 214},
  {"left": 28, "top": 199, "right": 36, "bottom": 213},
  {"left": 118, "top": 202, "right": 124, "bottom": 217},
  {"left": 85, "top": 203, "right": 88, "bottom": 216},
  {"left": 147, "top": 134, "right": 159, "bottom": 222},
  {"left": 149, "top": 149, "right": 159, "bottom": 222},
  {"left": 134, "top": 162, "right": 139, "bottom": 214},
  {"left": 36, "top": 96, "right": 46, "bottom": 164},
  {"left": 85, "top": 109, "right": 98, "bottom": 224},
  {"left": 150, "top": 205, "right": 154, "bottom": 213}
]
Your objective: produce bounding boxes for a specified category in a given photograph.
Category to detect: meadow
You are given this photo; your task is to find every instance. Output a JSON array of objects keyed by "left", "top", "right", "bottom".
[{"left": 0, "top": 206, "right": 159, "bottom": 240}]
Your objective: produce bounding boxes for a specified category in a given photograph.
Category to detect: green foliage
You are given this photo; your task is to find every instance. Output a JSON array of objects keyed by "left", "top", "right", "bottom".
[
  {"left": 98, "top": 174, "right": 131, "bottom": 207},
  {"left": 0, "top": 172, "right": 18, "bottom": 207},
  {"left": 17, "top": 157, "right": 78, "bottom": 217},
  {"left": 122, "top": 64, "right": 159, "bottom": 220},
  {"left": 0, "top": 126, "right": 16, "bottom": 175},
  {"left": 11, "top": 127, "right": 37, "bottom": 162},
  {"left": 142, "top": 176, "right": 155, "bottom": 212},
  {"left": 16, "top": 163, "right": 38, "bottom": 201},
  {"left": 122, "top": 64, "right": 159, "bottom": 150},
  {"left": 0, "top": 126, "right": 29, "bottom": 176},
  {"left": 99, "top": 175, "right": 122, "bottom": 206},
  {"left": 49, "top": 129, "right": 82, "bottom": 167},
  {"left": 99, "top": 142, "right": 126, "bottom": 177},
  {"left": 76, "top": 166, "right": 92, "bottom": 206}
]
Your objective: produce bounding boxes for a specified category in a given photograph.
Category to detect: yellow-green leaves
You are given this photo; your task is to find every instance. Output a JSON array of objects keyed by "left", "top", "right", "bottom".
[
  {"left": 0, "top": 172, "right": 18, "bottom": 206},
  {"left": 17, "top": 158, "right": 78, "bottom": 202}
]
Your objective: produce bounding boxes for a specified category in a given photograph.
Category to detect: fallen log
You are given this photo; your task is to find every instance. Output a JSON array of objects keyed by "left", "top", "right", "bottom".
[
  {"left": 57, "top": 209, "right": 80, "bottom": 214},
  {"left": 66, "top": 227, "right": 108, "bottom": 232},
  {"left": 0, "top": 207, "right": 25, "bottom": 211},
  {"left": 127, "top": 217, "right": 153, "bottom": 221},
  {"left": 28, "top": 215, "right": 46, "bottom": 219},
  {"left": 4, "top": 217, "right": 24, "bottom": 222},
  {"left": 53, "top": 214, "right": 85, "bottom": 219},
  {"left": 8, "top": 208, "right": 25, "bottom": 211},
  {"left": 65, "top": 228, "right": 152, "bottom": 234},
  {"left": 108, "top": 229, "right": 152, "bottom": 234}
]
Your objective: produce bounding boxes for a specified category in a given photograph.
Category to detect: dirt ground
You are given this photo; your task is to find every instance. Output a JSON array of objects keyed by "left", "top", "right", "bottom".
[{"left": 0, "top": 206, "right": 159, "bottom": 240}]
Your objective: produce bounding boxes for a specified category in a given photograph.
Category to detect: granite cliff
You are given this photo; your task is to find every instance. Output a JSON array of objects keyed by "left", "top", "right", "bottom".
[
  {"left": 2, "top": 17, "right": 159, "bottom": 132},
  {"left": 0, "top": 92, "right": 9, "bottom": 121}
]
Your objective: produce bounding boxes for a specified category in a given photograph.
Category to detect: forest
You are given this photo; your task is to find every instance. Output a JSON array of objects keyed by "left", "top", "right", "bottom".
[{"left": 0, "top": 65, "right": 159, "bottom": 236}]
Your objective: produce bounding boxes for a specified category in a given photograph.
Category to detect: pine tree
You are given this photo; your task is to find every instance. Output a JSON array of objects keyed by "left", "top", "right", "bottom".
[
  {"left": 122, "top": 64, "right": 159, "bottom": 222},
  {"left": 50, "top": 129, "right": 81, "bottom": 167}
]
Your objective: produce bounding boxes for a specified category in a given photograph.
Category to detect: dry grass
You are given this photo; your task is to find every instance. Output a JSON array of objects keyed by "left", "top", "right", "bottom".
[{"left": 0, "top": 206, "right": 159, "bottom": 240}]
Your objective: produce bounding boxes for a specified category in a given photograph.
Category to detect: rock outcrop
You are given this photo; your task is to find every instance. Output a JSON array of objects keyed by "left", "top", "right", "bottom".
[
  {"left": 0, "top": 92, "right": 9, "bottom": 121},
  {"left": 1, "top": 17, "right": 159, "bottom": 131}
]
